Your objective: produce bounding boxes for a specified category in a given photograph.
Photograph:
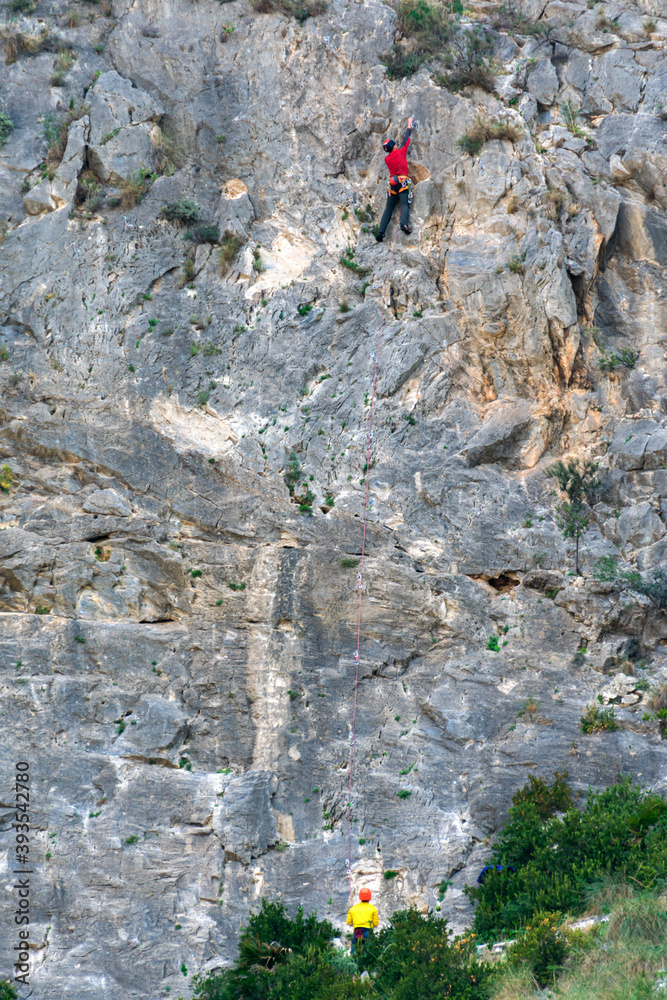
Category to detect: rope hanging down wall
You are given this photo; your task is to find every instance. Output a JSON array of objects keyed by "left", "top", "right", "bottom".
[{"left": 346, "top": 222, "right": 400, "bottom": 898}]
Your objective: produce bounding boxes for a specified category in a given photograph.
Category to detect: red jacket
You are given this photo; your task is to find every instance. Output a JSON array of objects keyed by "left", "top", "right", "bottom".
[{"left": 384, "top": 129, "right": 412, "bottom": 177}]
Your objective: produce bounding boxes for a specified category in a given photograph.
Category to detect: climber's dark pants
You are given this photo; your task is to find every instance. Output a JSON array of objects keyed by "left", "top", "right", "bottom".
[
  {"left": 350, "top": 928, "right": 372, "bottom": 954},
  {"left": 379, "top": 188, "right": 410, "bottom": 236}
]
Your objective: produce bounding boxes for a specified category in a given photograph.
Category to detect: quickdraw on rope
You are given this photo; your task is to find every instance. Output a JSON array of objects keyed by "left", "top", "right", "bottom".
[{"left": 346, "top": 221, "right": 400, "bottom": 899}]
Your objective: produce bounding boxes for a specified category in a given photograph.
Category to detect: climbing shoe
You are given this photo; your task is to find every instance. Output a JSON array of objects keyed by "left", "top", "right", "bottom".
[
  {"left": 401, "top": 225, "right": 412, "bottom": 235},
  {"left": 375, "top": 232, "right": 385, "bottom": 243}
]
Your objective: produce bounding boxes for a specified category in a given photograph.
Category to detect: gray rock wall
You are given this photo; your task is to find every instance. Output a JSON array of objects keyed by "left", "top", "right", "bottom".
[{"left": 0, "top": 0, "right": 666, "bottom": 994}]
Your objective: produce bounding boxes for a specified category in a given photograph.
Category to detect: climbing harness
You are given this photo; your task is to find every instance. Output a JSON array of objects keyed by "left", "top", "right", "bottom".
[
  {"left": 346, "top": 221, "right": 400, "bottom": 899},
  {"left": 387, "top": 174, "right": 411, "bottom": 200}
]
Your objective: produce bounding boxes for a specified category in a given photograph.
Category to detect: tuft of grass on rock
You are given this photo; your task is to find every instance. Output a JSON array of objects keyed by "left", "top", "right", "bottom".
[
  {"left": 250, "top": 0, "right": 327, "bottom": 22},
  {"left": 116, "top": 168, "right": 155, "bottom": 209},
  {"left": 456, "top": 114, "right": 524, "bottom": 157},
  {"left": 217, "top": 232, "right": 243, "bottom": 275}
]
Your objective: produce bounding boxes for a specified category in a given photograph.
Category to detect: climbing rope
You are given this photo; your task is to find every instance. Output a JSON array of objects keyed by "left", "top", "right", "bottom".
[{"left": 346, "top": 221, "right": 400, "bottom": 898}]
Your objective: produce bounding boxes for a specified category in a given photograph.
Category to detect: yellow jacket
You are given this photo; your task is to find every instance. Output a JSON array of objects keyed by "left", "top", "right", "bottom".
[{"left": 346, "top": 901, "right": 379, "bottom": 929}]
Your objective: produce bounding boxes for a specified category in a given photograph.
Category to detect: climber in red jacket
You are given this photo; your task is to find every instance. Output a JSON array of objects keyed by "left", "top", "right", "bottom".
[{"left": 376, "top": 117, "right": 414, "bottom": 242}]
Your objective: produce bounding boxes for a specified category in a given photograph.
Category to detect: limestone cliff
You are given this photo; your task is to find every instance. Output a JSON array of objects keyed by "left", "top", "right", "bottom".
[{"left": 0, "top": 0, "right": 666, "bottom": 993}]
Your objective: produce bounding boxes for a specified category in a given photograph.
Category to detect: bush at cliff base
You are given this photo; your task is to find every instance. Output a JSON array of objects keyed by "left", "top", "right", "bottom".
[
  {"left": 466, "top": 776, "right": 667, "bottom": 941},
  {"left": 191, "top": 901, "right": 490, "bottom": 1000},
  {"left": 192, "top": 777, "right": 667, "bottom": 999}
]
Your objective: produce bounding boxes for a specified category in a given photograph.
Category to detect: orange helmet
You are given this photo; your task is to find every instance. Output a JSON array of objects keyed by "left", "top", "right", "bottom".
[{"left": 359, "top": 887, "right": 372, "bottom": 902}]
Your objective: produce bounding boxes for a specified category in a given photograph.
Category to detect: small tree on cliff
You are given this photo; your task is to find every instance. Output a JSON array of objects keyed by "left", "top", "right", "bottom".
[{"left": 546, "top": 459, "right": 600, "bottom": 576}]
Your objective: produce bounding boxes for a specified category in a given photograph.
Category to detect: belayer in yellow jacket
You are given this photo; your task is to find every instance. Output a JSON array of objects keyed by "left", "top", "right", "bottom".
[{"left": 347, "top": 888, "right": 378, "bottom": 951}]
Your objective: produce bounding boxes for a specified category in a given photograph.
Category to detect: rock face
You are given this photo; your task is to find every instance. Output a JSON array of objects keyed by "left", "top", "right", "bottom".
[
  {"left": 0, "top": 0, "right": 667, "bottom": 996},
  {"left": 87, "top": 71, "right": 164, "bottom": 183}
]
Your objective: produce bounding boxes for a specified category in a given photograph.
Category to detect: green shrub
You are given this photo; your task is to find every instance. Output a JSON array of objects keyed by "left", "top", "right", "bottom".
[
  {"left": 340, "top": 557, "right": 360, "bottom": 568},
  {"left": 192, "top": 899, "right": 338, "bottom": 998},
  {"left": 298, "top": 487, "right": 315, "bottom": 515},
  {"left": 285, "top": 452, "right": 301, "bottom": 495},
  {"left": 580, "top": 703, "right": 617, "bottom": 734},
  {"left": 466, "top": 777, "right": 667, "bottom": 941},
  {"left": 511, "top": 772, "right": 572, "bottom": 819},
  {"left": 0, "top": 981, "right": 17, "bottom": 1000},
  {"left": 250, "top": 0, "right": 327, "bottom": 22},
  {"left": 546, "top": 459, "right": 600, "bottom": 576},
  {"left": 207, "top": 948, "right": 370, "bottom": 998},
  {"left": 42, "top": 111, "right": 61, "bottom": 149},
  {"left": 435, "top": 26, "right": 498, "bottom": 92},
  {"left": 547, "top": 459, "right": 599, "bottom": 507},
  {"left": 186, "top": 224, "right": 219, "bottom": 245},
  {"left": 354, "top": 204, "right": 373, "bottom": 223},
  {"left": 162, "top": 199, "right": 201, "bottom": 224},
  {"left": 6, "top": 0, "right": 36, "bottom": 13},
  {"left": 355, "top": 909, "right": 490, "bottom": 1000},
  {"left": 506, "top": 910, "right": 568, "bottom": 985},
  {"left": 491, "top": 4, "right": 549, "bottom": 36},
  {"left": 0, "top": 464, "right": 12, "bottom": 493},
  {"left": 599, "top": 347, "right": 640, "bottom": 372},
  {"left": 487, "top": 635, "right": 500, "bottom": 652},
  {"left": 607, "top": 569, "right": 667, "bottom": 611},
  {"left": 340, "top": 248, "right": 369, "bottom": 276},
  {"left": 194, "top": 902, "right": 490, "bottom": 1000},
  {"left": 247, "top": 900, "right": 335, "bottom": 955},
  {"left": 592, "top": 555, "right": 618, "bottom": 581},
  {"left": 382, "top": 0, "right": 461, "bottom": 79},
  {"left": 457, "top": 133, "right": 484, "bottom": 156},
  {"left": 0, "top": 112, "right": 13, "bottom": 148},
  {"left": 560, "top": 99, "right": 588, "bottom": 138}
]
